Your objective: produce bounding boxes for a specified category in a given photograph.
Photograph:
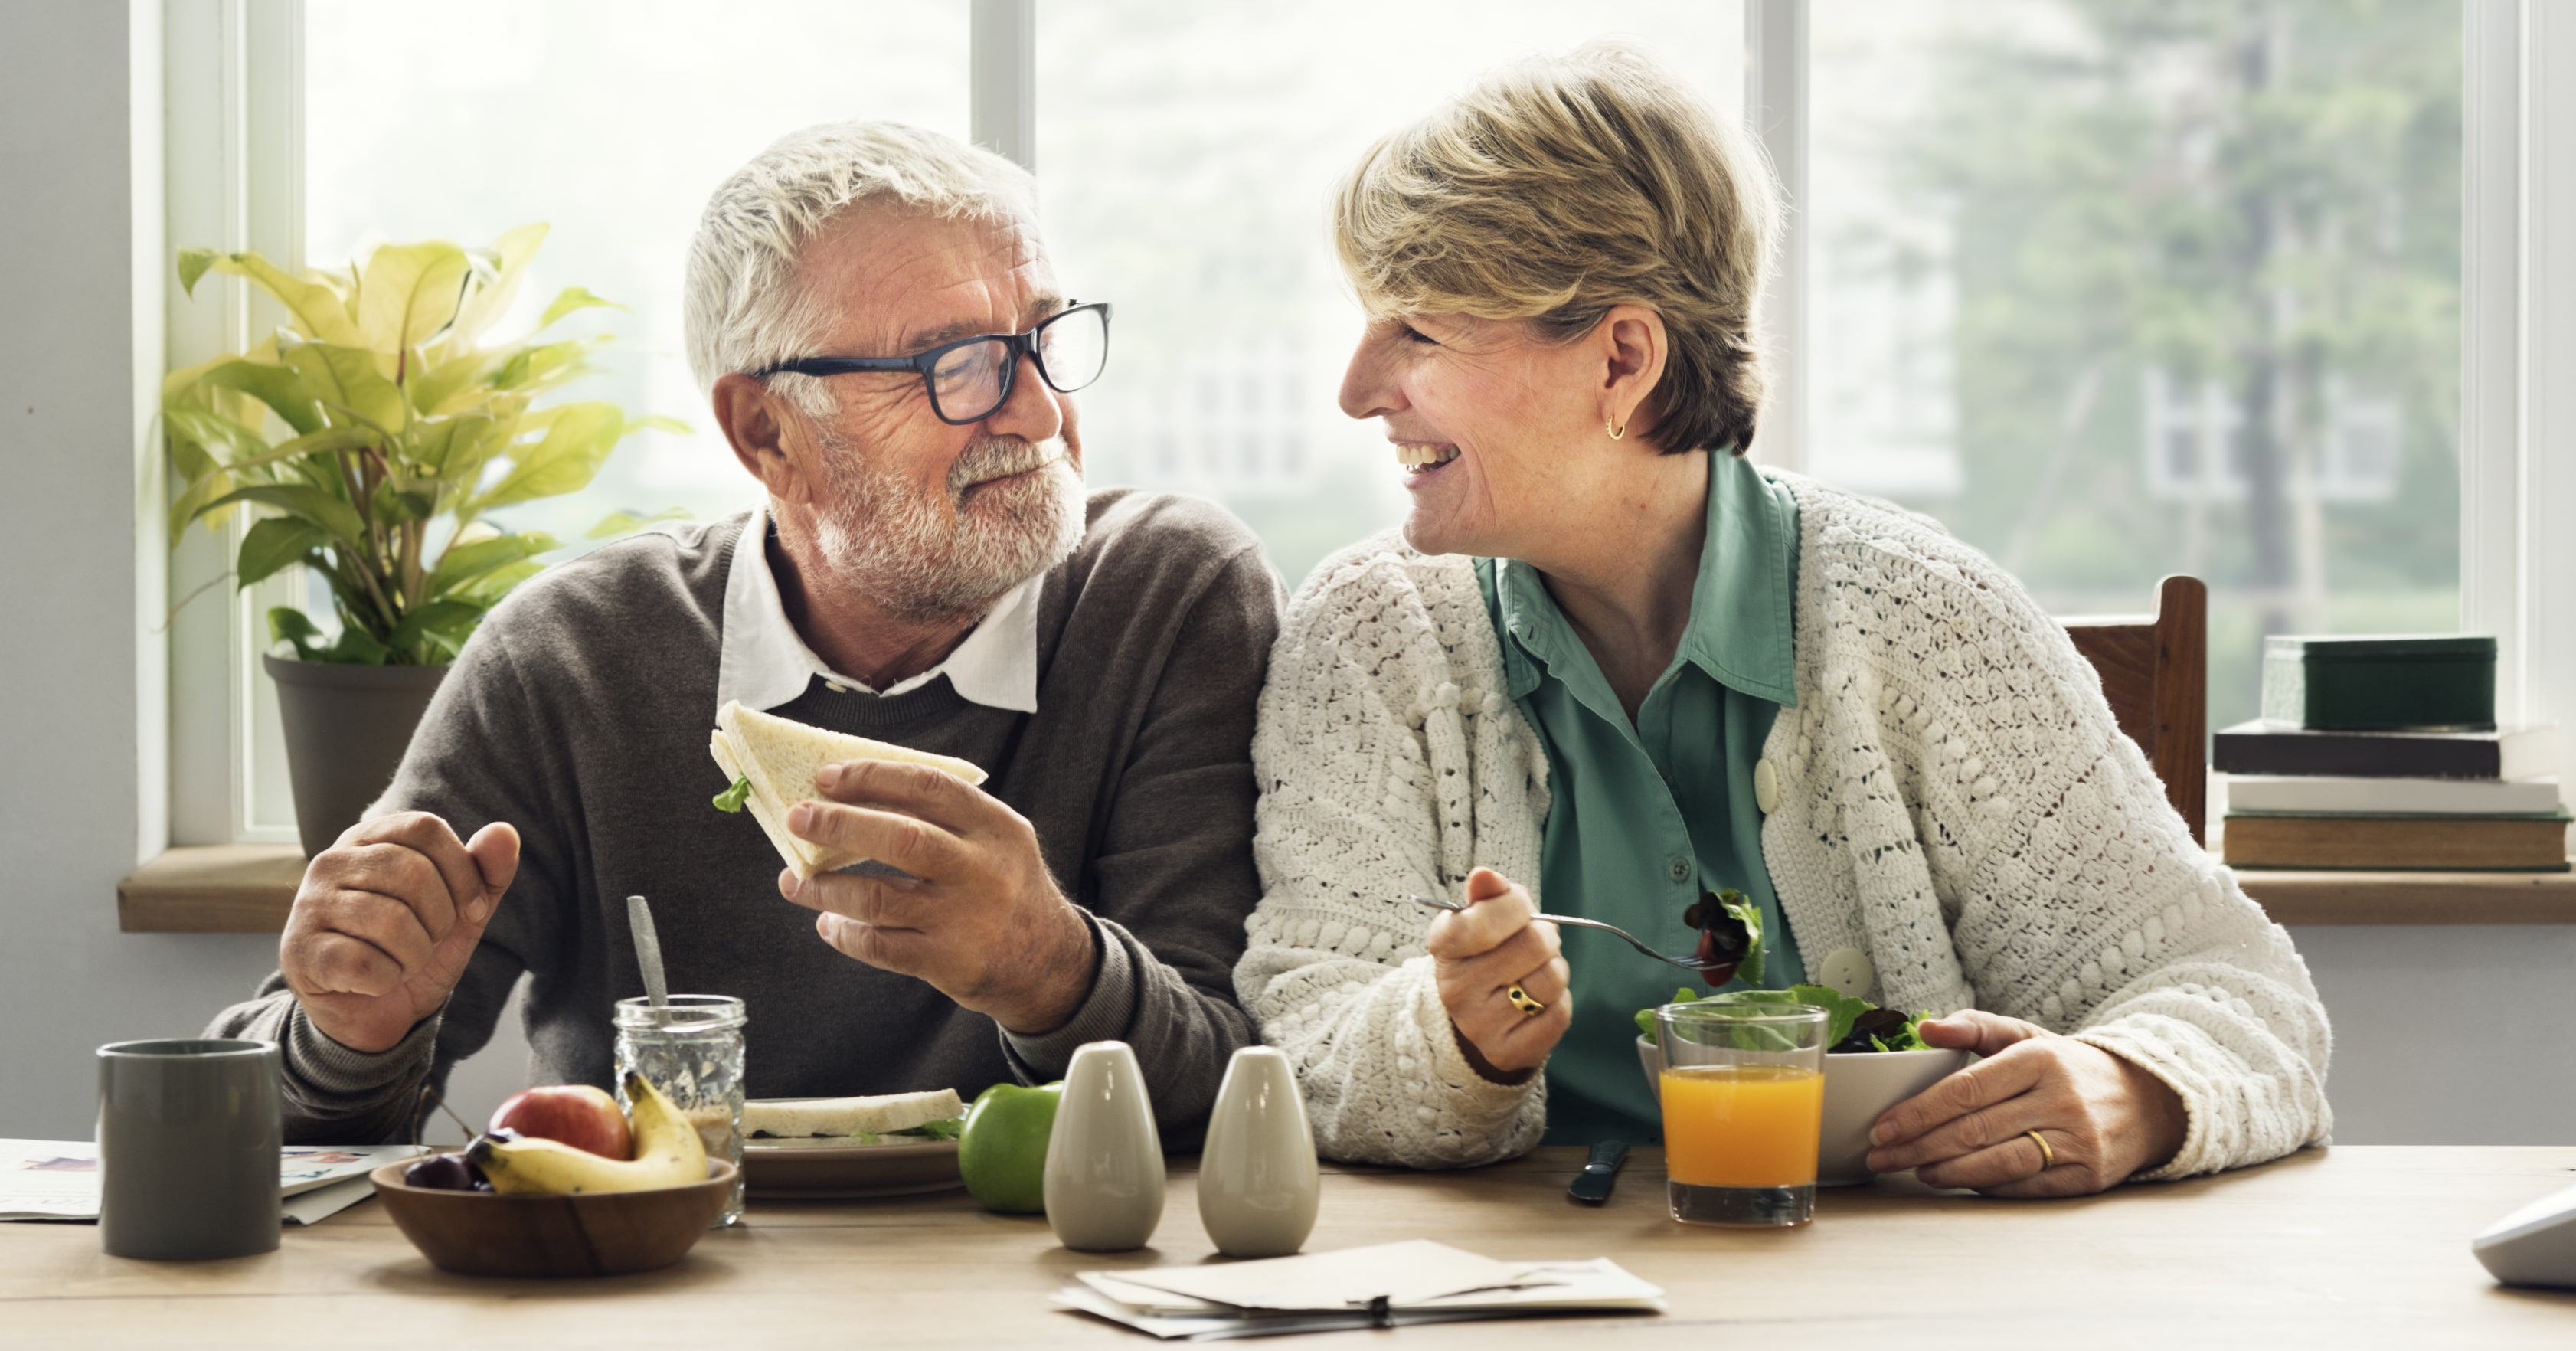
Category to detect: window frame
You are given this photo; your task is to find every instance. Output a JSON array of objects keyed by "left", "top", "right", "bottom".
[
  {"left": 152, "top": 0, "right": 2570, "bottom": 849},
  {"left": 163, "top": 0, "right": 306, "bottom": 848}
]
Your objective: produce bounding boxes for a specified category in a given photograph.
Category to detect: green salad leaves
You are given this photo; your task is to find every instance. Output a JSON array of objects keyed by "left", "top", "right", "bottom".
[
  {"left": 713, "top": 774, "right": 753, "bottom": 813},
  {"left": 1636, "top": 984, "right": 1933, "bottom": 1055},
  {"left": 842, "top": 1117, "right": 964, "bottom": 1146}
]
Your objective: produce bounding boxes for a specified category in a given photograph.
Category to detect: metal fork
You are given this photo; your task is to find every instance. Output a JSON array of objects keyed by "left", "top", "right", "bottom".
[{"left": 1411, "top": 895, "right": 1709, "bottom": 972}]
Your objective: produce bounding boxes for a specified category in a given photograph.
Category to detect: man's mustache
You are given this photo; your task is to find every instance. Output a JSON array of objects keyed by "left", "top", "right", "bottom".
[{"left": 948, "top": 437, "right": 1070, "bottom": 499}]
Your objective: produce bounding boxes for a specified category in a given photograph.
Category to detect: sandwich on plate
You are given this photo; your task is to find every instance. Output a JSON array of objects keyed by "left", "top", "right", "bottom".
[
  {"left": 708, "top": 700, "right": 988, "bottom": 878},
  {"left": 742, "top": 1088, "right": 966, "bottom": 1145}
]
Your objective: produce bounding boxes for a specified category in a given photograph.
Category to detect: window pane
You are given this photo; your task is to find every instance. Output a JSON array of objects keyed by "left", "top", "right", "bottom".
[
  {"left": 306, "top": 0, "right": 973, "bottom": 548},
  {"left": 1807, "top": 0, "right": 2461, "bottom": 729},
  {"left": 1038, "top": 2, "right": 1744, "bottom": 590}
]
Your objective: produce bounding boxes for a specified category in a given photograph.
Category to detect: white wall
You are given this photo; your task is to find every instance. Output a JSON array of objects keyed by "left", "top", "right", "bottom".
[
  {"left": 0, "top": 1, "right": 281, "bottom": 1141},
  {"left": 0, "top": 3, "right": 2563, "bottom": 1153}
]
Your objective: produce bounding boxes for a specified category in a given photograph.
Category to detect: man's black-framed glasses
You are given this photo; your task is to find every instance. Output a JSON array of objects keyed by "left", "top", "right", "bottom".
[{"left": 755, "top": 301, "right": 1112, "bottom": 425}]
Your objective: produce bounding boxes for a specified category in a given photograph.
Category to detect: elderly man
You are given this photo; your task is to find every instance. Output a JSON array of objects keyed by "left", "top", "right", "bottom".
[{"left": 208, "top": 121, "right": 1283, "bottom": 1143}]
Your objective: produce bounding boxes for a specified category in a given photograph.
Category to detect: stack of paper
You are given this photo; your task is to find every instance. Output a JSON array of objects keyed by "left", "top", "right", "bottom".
[
  {"left": 0, "top": 1140, "right": 427, "bottom": 1226},
  {"left": 1054, "top": 1239, "right": 1664, "bottom": 1340}
]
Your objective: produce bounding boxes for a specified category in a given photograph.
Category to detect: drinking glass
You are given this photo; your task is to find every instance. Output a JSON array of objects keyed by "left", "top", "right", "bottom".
[
  {"left": 1656, "top": 1002, "right": 1829, "bottom": 1227},
  {"left": 613, "top": 995, "right": 746, "bottom": 1226}
]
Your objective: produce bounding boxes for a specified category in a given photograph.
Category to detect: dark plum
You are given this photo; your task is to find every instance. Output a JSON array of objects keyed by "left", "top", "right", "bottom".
[{"left": 401, "top": 1153, "right": 483, "bottom": 1192}]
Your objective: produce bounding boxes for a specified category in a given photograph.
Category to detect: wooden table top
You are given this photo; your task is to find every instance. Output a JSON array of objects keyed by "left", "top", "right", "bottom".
[{"left": 6, "top": 1146, "right": 2572, "bottom": 1348}]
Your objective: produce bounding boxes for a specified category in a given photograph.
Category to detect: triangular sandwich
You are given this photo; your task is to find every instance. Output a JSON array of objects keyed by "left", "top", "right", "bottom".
[{"left": 709, "top": 700, "right": 987, "bottom": 878}]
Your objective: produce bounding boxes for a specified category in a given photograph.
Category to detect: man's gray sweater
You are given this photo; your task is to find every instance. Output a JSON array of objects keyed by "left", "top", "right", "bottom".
[{"left": 208, "top": 489, "right": 1283, "bottom": 1143}]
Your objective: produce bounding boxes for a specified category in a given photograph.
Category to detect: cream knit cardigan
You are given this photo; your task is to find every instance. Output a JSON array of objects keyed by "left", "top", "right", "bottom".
[{"left": 1237, "top": 470, "right": 2332, "bottom": 1177}]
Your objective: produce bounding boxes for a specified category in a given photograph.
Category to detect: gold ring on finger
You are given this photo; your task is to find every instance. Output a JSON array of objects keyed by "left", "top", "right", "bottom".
[
  {"left": 2025, "top": 1129, "right": 2055, "bottom": 1169},
  {"left": 1505, "top": 984, "right": 1546, "bottom": 1017}
]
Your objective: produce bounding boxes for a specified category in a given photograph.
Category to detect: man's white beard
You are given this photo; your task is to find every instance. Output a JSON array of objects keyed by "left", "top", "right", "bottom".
[{"left": 804, "top": 430, "right": 1086, "bottom": 625}]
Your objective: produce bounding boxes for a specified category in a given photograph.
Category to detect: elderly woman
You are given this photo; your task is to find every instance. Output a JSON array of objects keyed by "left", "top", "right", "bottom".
[{"left": 1237, "top": 46, "right": 2330, "bottom": 1195}]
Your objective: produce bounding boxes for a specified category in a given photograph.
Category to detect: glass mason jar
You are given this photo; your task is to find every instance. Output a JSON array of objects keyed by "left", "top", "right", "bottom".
[{"left": 613, "top": 995, "right": 747, "bottom": 1226}]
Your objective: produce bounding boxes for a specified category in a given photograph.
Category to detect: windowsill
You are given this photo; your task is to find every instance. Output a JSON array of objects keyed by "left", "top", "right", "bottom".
[
  {"left": 119, "top": 844, "right": 303, "bottom": 933},
  {"left": 114, "top": 843, "right": 2576, "bottom": 934}
]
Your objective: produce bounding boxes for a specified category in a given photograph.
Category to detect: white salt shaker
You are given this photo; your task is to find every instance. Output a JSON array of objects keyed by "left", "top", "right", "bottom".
[
  {"left": 1044, "top": 1041, "right": 1165, "bottom": 1251},
  {"left": 1197, "top": 1045, "right": 1319, "bottom": 1258}
]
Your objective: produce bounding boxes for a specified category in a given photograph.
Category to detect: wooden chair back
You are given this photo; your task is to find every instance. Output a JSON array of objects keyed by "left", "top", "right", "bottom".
[{"left": 2059, "top": 575, "right": 2209, "bottom": 846}]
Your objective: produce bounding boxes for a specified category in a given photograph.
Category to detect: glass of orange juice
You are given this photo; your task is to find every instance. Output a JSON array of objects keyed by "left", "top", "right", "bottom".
[{"left": 1656, "top": 1001, "right": 1829, "bottom": 1226}]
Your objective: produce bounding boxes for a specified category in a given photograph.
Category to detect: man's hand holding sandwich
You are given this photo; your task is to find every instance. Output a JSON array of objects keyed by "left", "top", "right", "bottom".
[{"left": 781, "top": 756, "right": 1097, "bottom": 1037}]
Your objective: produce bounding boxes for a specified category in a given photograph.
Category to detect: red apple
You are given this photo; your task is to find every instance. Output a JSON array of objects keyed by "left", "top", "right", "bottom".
[{"left": 489, "top": 1084, "right": 632, "bottom": 1160}]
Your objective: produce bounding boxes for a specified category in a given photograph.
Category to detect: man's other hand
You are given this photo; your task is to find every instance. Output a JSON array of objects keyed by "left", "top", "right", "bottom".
[
  {"left": 779, "top": 759, "right": 1095, "bottom": 1035},
  {"left": 280, "top": 813, "right": 520, "bottom": 1054}
]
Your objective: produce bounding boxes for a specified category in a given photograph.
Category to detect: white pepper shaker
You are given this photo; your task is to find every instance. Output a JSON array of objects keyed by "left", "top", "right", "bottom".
[
  {"left": 1197, "top": 1045, "right": 1319, "bottom": 1258},
  {"left": 1043, "top": 1041, "right": 1165, "bottom": 1251}
]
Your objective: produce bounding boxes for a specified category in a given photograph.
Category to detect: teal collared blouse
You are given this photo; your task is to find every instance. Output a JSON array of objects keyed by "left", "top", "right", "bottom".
[{"left": 1473, "top": 452, "right": 1803, "bottom": 1146}]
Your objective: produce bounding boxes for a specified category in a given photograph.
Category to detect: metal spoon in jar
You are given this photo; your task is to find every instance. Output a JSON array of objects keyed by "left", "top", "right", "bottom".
[{"left": 626, "top": 894, "right": 669, "bottom": 1009}]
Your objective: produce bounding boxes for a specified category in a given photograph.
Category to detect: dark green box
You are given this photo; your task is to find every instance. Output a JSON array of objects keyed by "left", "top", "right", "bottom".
[{"left": 2261, "top": 634, "right": 2496, "bottom": 731}]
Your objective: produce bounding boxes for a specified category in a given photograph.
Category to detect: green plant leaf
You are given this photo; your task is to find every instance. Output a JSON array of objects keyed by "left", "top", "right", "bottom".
[
  {"left": 358, "top": 241, "right": 474, "bottom": 355},
  {"left": 369, "top": 480, "right": 439, "bottom": 527},
  {"left": 163, "top": 406, "right": 274, "bottom": 466},
  {"left": 283, "top": 344, "right": 407, "bottom": 433},
  {"left": 198, "top": 483, "right": 367, "bottom": 547},
  {"left": 492, "top": 336, "right": 604, "bottom": 392},
  {"left": 177, "top": 247, "right": 218, "bottom": 296},
  {"left": 406, "top": 413, "right": 501, "bottom": 482},
  {"left": 322, "top": 623, "right": 393, "bottom": 665},
  {"left": 425, "top": 530, "right": 558, "bottom": 597},
  {"left": 469, "top": 404, "right": 625, "bottom": 510},
  {"left": 182, "top": 250, "right": 360, "bottom": 345},
  {"left": 167, "top": 463, "right": 237, "bottom": 542},
  {"left": 268, "top": 606, "right": 325, "bottom": 659},
  {"left": 448, "top": 222, "right": 549, "bottom": 346},
  {"left": 536, "top": 286, "right": 621, "bottom": 330},
  {"left": 235, "top": 516, "right": 328, "bottom": 587},
  {"left": 406, "top": 351, "right": 495, "bottom": 417},
  {"left": 383, "top": 599, "right": 483, "bottom": 655},
  {"left": 585, "top": 506, "right": 692, "bottom": 539},
  {"left": 188, "top": 358, "right": 325, "bottom": 436}
]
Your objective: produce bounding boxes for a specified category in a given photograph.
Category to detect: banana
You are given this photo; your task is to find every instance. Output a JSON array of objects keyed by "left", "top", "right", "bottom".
[{"left": 468, "top": 1071, "right": 709, "bottom": 1196}]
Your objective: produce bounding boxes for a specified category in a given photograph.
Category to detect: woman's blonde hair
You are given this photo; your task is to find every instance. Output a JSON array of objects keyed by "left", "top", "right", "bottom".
[{"left": 1333, "top": 43, "right": 1779, "bottom": 456}]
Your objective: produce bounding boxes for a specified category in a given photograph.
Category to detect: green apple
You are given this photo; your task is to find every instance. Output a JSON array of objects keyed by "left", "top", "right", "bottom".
[{"left": 958, "top": 1081, "right": 1062, "bottom": 1215}]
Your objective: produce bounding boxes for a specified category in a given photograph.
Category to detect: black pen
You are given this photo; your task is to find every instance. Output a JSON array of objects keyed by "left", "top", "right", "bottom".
[{"left": 1568, "top": 1139, "right": 1630, "bottom": 1205}]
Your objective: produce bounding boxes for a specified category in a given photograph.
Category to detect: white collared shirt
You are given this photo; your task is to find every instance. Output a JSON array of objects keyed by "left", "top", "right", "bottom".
[{"left": 713, "top": 505, "right": 1042, "bottom": 718}]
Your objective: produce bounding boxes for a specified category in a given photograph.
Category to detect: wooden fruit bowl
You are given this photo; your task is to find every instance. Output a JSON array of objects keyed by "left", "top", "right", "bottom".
[{"left": 370, "top": 1157, "right": 736, "bottom": 1277}]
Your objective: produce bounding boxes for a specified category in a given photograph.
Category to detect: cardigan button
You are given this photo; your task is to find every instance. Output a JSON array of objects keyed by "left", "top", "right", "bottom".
[
  {"left": 1818, "top": 947, "right": 1875, "bottom": 998},
  {"left": 1753, "top": 758, "right": 1781, "bottom": 813}
]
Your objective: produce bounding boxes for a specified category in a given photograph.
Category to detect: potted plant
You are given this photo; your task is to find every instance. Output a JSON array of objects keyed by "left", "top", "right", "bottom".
[{"left": 165, "top": 224, "right": 676, "bottom": 857}]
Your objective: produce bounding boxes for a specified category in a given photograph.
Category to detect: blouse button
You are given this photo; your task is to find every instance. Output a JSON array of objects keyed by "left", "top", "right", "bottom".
[
  {"left": 1819, "top": 947, "right": 1875, "bottom": 998},
  {"left": 1753, "top": 758, "right": 1781, "bottom": 813},
  {"left": 1667, "top": 857, "right": 1692, "bottom": 884}
]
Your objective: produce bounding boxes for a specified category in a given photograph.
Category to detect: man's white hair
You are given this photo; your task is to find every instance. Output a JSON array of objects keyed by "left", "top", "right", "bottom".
[{"left": 683, "top": 120, "right": 1038, "bottom": 414}]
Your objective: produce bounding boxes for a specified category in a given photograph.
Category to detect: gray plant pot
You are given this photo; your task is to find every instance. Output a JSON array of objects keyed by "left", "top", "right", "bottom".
[{"left": 263, "top": 653, "right": 449, "bottom": 859}]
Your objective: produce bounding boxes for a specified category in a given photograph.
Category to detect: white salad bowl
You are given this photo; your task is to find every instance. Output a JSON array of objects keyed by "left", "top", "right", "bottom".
[{"left": 1638, "top": 1035, "right": 1970, "bottom": 1186}]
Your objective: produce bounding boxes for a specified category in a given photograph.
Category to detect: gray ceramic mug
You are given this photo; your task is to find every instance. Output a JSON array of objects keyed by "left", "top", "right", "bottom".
[{"left": 96, "top": 1039, "right": 281, "bottom": 1260}]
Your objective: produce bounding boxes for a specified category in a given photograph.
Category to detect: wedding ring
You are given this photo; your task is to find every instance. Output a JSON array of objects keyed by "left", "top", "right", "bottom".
[
  {"left": 2025, "top": 1129, "right": 2056, "bottom": 1168},
  {"left": 1505, "top": 985, "right": 1546, "bottom": 1016}
]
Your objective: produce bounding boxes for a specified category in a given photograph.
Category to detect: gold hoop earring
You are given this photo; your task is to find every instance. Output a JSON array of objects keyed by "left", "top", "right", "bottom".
[{"left": 1606, "top": 418, "right": 1626, "bottom": 441}]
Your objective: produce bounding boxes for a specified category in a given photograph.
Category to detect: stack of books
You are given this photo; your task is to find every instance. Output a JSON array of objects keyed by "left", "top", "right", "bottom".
[{"left": 2217, "top": 635, "right": 2566, "bottom": 871}]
